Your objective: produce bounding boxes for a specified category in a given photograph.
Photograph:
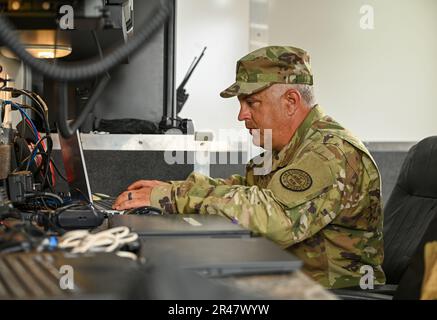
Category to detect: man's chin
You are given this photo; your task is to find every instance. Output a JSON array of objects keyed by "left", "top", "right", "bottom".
[{"left": 251, "top": 135, "right": 264, "bottom": 148}]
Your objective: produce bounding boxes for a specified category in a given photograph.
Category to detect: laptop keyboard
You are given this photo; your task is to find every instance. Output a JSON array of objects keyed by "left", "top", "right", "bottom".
[{"left": 94, "top": 198, "right": 116, "bottom": 210}]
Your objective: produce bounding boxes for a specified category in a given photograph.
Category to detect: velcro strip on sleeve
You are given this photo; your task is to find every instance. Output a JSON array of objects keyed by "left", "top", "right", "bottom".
[{"left": 267, "top": 152, "right": 336, "bottom": 208}]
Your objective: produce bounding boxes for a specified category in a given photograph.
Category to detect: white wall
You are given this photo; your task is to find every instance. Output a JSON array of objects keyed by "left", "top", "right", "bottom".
[
  {"left": 177, "top": 0, "right": 437, "bottom": 142},
  {"left": 268, "top": 0, "right": 437, "bottom": 142},
  {"left": 176, "top": 0, "right": 250, "bottom": 138}
]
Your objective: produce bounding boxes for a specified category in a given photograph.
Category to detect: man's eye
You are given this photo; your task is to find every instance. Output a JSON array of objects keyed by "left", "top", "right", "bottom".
[{"left": 248, "top": 101, "right": 258, "bottom": 107}]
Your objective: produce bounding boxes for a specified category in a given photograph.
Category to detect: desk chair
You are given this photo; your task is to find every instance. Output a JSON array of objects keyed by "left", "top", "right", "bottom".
[{"left": 333, "top": 136, "right": 437, "bottom": 300}]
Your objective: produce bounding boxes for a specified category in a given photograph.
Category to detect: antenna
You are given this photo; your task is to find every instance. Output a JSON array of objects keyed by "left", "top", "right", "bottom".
[{"left": 176, "top": 46, "right": 207, "bottom": 114}]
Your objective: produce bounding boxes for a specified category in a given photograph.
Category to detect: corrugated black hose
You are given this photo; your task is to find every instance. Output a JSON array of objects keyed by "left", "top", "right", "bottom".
[{"left": 0, "top": 0, "right": 170, "bottom": 81}]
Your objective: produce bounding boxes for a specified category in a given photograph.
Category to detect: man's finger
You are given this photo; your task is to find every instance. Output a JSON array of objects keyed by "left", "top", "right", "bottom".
[
  {"left": 113, "top": 191, "right": 127, "bottom": 208},
  {"left": 113, "top": 190, "right": 139, "bottom": 208}
]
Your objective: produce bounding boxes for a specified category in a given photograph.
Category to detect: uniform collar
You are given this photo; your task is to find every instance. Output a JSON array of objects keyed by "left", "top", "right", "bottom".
[{"left": 272, "top": 105, "right": 325, "bottom": 170}]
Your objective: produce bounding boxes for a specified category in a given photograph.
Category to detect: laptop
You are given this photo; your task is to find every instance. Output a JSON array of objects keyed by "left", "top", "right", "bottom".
[
  {"left": 108, "top": 214, "right": 252, "bottom": 238},
  {"left": 58, "top": 130, "right": 119, "bottom": 213},
  {"left": 139, "top": 237, "right": 303, "bottom": 277},
  {"left": 60, "top": 132, "right": 251, "bottom": 239}
]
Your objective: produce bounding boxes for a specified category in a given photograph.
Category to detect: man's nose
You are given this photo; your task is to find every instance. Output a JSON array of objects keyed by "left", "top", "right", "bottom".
[{"left": 238, "top": 104, "right": 251, "bottom": 122}]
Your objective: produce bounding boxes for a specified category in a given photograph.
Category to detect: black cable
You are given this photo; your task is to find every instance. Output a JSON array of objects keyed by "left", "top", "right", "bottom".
[
  {"left": 40, "top": 197, "right": 50, "bottom": 210},
  {"left": 31, "top": 139, "right": 54, "bottom": 191},
  {"left": 7, "top": 91, "right": 53, "bottom": 187},
  {"left": 91, "top": 30, "right": 109, "bottom": 78},
  {"left": 0, "top": 0, "right": 171, "bottom": 81},
  {"left": 41, "top": 135, "right": 53, "bottom": 191},
  {"left": 24, "top": 192, "right": 63, "bottom": 205},
  {"left": 17, "top": 144, "right": 63, "bottom": 187},
  {"left": 25, "top": 136, "right": 50, "bottom": 170},
  {"left": 12, "top": 104, "right": 46, "bottom": 166},
  {"left": 48, "top": 158, "right": 68, "bottom": 182},
  {"left": 24, "top": 156, "right": 53, "bottom": 191},
  {"left": 5, "top": 91, "right": 53, "bottom": 187},
  {"left": 9, "top": 100, "right": 28, "bottom": 161},
  {"left": 16, "top": 151, "right": 45, "bottom": 171},
  {"left": 2, "top": 88, "right": 45, "bottom": 115},
  {"left": 17, "top": 103, "right": 45, "bottom": 126}
]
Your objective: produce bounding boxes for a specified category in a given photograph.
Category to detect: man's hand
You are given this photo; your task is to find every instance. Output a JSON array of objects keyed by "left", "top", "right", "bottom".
[{"left": 113, "top": 180, "right": 169, "bottom": 210}]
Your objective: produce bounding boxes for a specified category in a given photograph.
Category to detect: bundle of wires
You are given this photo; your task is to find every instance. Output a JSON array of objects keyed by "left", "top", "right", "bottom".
[
  {"left": 20, "top": 192, "right": 64, "bottom": 211},
  {"left": 1, "top": 98, "right": 59, "bottom": 192},
  {"left": 58, "top": 227, "right": 139, "bottom": 260}
]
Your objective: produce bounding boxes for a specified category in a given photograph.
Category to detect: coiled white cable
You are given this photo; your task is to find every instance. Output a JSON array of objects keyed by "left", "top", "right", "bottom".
[{"left": 58, "top": 227, "right": 139, "bottom": 258}]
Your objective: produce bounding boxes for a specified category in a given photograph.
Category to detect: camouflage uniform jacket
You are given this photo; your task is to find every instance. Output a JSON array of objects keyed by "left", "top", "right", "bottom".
[{"left": 151, "top": 105, "right": 386, "bottom": 288}]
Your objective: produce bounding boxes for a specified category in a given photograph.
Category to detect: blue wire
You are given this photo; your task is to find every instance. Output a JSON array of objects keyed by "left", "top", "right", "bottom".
[
  {"left": 11, "top": 102, "right": 41, "bottom": 165},
  {"left": 6, "top": 101, "right": 39, "bottom": 139}
]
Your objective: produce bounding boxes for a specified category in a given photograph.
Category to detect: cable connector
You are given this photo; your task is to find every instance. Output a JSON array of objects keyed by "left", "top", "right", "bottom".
[{"left": 7, "top": 171, "right": 34, "bottom": 203}]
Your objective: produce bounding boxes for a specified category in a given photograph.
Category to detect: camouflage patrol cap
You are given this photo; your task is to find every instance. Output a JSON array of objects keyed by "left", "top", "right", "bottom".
[{"left": 220, "top": 46, "right": 313, "bottom": 98}]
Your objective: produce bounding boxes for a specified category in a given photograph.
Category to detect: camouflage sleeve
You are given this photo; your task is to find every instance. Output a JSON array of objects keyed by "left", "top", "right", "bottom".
[
  {"left": 165, "top": 174, "right": 246, "bottom": 187},
  {"left": 150, "top": 173, "right": 246, "bottom": 213},
  {"left": 215, "top": 174, "right": 247, "bottom": 186},
  {"left": 151, "top": 147, "right": 347, "bottom": 249}
]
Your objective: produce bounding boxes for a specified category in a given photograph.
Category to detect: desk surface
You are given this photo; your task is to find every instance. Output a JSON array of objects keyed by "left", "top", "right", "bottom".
[
  {"left": 100, "top": 216, "right": 335, "bottom": 300},
  {"left": 1, "top": 217, "right": 335, "bottom": 300}
]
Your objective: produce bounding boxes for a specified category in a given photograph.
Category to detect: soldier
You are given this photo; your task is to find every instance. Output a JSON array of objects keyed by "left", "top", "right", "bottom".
[{"left": 113, "top": 46, "right": 386, "bottom": 289}]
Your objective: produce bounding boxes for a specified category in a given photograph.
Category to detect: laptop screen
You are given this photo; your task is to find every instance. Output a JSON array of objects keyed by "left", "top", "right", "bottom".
[{"left": 58, "top": 130, "right": 93, "bottom": 203}]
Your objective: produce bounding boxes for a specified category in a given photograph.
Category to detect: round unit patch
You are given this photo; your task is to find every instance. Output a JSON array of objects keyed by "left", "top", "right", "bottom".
[{"left": 280, "top": 169, "right": 313, "bottom": 192}]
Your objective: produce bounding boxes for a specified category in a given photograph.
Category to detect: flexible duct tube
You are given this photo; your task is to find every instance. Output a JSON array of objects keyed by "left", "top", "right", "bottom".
[{"left": 0, "top": 0, "right": 170, "bottom": 81}]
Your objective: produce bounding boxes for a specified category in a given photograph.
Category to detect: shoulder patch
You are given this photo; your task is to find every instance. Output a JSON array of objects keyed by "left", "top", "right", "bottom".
[
  {"left": 268, "top": 151, "right": 336, "bottom": 208},
  {"left": 280, "top": 169, "right": 313, "bottom": 192}
]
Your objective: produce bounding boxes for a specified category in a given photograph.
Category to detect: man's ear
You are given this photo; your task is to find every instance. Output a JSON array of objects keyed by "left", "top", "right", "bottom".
[{"left": 283, "top": 89, "right": 300, "bottom": 116}]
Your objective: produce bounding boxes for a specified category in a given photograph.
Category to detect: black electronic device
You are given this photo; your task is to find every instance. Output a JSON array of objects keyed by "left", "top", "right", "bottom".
[
  {"left": 109, "top": 213, "right": 251, "bottom": 238},
  {"left": 124, "top": 206, "right": 162, "bottom": 216},
  {"left": 140, "top": 237, "right": 303, "bottom": 277},
  {"left": 54, "top": 204, "right": 104, "bottom": 230},
  {"left": 6, "top": 171, "right": 35, "bottom": 203}
]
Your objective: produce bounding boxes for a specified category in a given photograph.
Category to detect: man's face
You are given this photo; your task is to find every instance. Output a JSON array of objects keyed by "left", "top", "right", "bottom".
[{"left": 238, "top": 87, "right": 287, "bottom": 151}]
